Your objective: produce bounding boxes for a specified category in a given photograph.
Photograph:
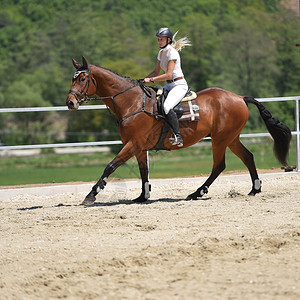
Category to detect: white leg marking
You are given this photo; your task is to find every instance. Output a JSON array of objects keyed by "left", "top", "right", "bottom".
[
  {"left": 144, "top": 182, "right": 150, "bottom": 199},
  {"left": 254, "top": 179, "right": 262, "bottom": 190}
]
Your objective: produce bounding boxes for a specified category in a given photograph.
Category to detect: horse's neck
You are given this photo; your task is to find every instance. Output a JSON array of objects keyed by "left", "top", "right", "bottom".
[
  {"left": 93, "top": 66, "right": 123, "bottom": 94},
  {"left": 92, "top": 66, "right": 139, "bottom": 116}
]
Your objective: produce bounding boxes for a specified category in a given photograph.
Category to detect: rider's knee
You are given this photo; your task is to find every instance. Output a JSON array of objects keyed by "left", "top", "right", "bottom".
[{"left": 163, "top": 103, "right": 171, "bottom": 115}]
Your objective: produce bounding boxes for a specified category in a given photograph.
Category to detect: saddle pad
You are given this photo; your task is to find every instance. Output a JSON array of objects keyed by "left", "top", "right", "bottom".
[{"left": 179, "top": 100, "right": 200, "bottom": 121}]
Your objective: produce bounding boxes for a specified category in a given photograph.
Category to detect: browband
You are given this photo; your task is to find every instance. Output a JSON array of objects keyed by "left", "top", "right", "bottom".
[{"left": 73, "top": 70, "right": 88, "bottom": 79}]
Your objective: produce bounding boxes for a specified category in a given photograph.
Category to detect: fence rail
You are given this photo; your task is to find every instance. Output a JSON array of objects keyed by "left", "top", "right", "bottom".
[
  {"left": 0, "top": 104, "right": 107, "bottom": 113},
  {"left": 1, "top": 96, "right": 299, "bottom": 170}
]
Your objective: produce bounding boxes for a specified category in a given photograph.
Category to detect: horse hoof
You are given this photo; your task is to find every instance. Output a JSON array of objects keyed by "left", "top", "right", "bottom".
[
  {"left": 248, "top": 188, "right": 261, "bottom": 196},
  {"left": 248, "top": 191, "right": 259, "bottom": 196},
  {"left": 132, "top": 195, "right": 148, "bottom": 203},
  {"left": 187, "top": 186, "right": 208, "bottom": 200},
  {"left": 186, "top": 193, "right": 199, "bottom": 200},
  {"left": 81, "top": 195, "right": 96, "bottom": 206}
]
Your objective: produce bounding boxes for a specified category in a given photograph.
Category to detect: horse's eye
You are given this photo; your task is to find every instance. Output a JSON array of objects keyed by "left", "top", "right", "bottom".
[{"left": 80, "top": 77, "right": 85, "bottom": 82}]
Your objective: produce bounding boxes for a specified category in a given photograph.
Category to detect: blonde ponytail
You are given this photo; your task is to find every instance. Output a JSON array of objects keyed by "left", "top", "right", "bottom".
[{"left": 172, "top": 31, "right": 192, "bottom": 51}]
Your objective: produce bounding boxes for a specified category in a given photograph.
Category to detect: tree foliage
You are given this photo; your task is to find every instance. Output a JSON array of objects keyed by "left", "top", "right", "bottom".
[{"left": 0, "top": 0, "right": 299, "bottom": 145}]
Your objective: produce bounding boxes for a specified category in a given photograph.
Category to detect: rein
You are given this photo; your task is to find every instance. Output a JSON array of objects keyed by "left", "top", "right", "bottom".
[
  {"left": 86, "top": 82, "right": 141, "bottom": 122},
  {"left": 70, "top": 65, "right": 154, "bottom": 125},
  {"left": 85, "top": 79, "right": 152, "bottom": 102},
  {"left": 88, "top": 80, "right": 154, "bottom": 126}
]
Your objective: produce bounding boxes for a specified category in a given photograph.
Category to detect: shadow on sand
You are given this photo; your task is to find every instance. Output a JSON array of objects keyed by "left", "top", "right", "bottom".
[{"left": 15, "top": 196, "right": 212, "bottom": 211}]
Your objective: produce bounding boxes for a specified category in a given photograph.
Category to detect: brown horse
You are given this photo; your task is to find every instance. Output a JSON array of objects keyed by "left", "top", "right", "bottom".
[{"left": 66, "top": 56, "right": 291, "bottom": 205}]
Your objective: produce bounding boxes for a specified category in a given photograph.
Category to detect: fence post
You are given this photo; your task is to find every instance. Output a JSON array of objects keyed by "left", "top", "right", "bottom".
[{"left": 296, "top": 99, "right": 300, "bottom": 171}]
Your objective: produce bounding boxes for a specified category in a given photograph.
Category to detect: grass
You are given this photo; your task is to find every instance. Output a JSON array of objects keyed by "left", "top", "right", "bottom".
[{"left": 0, "top": 138, "right": 297, "bottom": 186}]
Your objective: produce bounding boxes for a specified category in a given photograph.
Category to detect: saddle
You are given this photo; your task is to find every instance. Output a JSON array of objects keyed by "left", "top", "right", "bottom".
[
  {"left": 153, "top": 86, "right": 200, "bottom": 122},
  {"left": 150, "top": 86, "right": 200, "bottom": 151}
]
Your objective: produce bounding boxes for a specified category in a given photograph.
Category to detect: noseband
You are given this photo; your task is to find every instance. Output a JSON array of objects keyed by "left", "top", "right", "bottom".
[{"left": 69, "top": 64, "right": 97, "bottom": 105}]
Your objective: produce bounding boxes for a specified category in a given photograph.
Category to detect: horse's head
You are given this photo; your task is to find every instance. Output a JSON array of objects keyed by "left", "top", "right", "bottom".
[{"left": 66, "top": 56, "right": 97, "bottom": 110}]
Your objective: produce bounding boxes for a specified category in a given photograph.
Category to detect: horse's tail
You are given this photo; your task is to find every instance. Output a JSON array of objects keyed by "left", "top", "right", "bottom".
[{"left": 244, "top": 96, "right": 292, "bottom": 166}]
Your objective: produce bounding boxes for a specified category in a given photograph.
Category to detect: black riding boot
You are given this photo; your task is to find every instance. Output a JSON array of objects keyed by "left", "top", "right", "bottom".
[{"left": 165, "top": 109, "right": 183, "bottom": 147}]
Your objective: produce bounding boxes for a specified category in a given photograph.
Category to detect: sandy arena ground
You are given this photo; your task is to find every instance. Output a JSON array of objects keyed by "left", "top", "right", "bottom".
[{"left": 0, "top": 171, "right": 300, "bottom": 299}]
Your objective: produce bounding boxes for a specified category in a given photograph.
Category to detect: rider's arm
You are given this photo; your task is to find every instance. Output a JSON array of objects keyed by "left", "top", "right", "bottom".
[
  {"left": 145, "top": 60, "right": 161, "bottom": 80},
  {"left": 144, "top": 59, "right": 176, "bottom": 83}
]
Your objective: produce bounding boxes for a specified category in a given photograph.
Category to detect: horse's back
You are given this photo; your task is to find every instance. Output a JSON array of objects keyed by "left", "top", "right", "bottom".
[
  {"left": 196, "top": 87, "right": 248, "bottom": 117},
  {"left": 197, "top": 87, "right": 245, "bottom": 104}
]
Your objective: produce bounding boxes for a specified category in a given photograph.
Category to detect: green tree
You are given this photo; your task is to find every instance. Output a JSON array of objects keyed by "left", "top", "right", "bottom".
[
  {"left": 273, "top": 8, "right": 300, "bottom": 96},
  {"left": 0, "top": 0, "right": 299, "bottom": 146},
  {"left": 220, "top": 14, "right": 279, "bottom": 97},
  {"left": 181, "top": 13, "right": 220, "bottom": 91}
]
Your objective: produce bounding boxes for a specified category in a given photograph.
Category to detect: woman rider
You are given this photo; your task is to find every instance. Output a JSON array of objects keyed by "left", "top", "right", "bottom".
[{"left": 144, "top": 27, "right": 191, "bottom": 147}]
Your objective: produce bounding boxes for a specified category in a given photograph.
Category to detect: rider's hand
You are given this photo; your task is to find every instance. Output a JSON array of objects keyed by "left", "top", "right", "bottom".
[{"left": 143, "top": 77, "right": 151, "bottom": 83}]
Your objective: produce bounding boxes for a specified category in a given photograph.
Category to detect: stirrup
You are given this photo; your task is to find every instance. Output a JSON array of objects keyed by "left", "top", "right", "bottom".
[{"left": 169, "top": 135, "right": 183, "bottom": 147}]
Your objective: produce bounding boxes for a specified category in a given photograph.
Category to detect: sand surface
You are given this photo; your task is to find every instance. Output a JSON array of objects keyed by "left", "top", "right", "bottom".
[{"left": 1, "top": 172, "right": 300, "bottom": 299}]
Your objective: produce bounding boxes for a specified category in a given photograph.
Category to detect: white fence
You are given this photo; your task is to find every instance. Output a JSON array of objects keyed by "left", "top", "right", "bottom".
[{"left": 0, "top": 96, "right": 299, "bottom": 171}]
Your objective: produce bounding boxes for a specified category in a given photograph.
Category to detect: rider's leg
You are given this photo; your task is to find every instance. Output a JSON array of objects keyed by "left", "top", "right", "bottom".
[
  {"left": 165, "top": 109, "right": 183, "bottom": 147},
  {"left": 163, "top": 84, "right": 188, "bottom": 147}
]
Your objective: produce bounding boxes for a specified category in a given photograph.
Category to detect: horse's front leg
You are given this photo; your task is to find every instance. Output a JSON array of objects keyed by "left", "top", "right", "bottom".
[
  {"left": 133, "top": 150, "right": 151, "bottom": 203},
  {"left": 82, "top": 142, "right": 135, "bottom": 206}
]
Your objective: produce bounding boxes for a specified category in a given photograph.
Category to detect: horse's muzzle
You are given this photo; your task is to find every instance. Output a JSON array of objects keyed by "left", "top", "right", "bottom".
[{"left": 66, "top": 97, "right": 79, "bottom": 110}]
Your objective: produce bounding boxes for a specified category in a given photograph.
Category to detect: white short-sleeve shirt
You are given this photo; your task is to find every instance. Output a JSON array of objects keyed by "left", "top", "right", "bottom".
[{"left": 157, "top": 44, "right": 184, "bottom": 80}]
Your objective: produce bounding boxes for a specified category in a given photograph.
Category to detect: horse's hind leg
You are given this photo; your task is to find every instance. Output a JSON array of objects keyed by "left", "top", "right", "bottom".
[
  {"left": 228, "top": 138, "right": 261, "bottom": 195},
  {"left": 133, "top": 150, "right": 151, "bottom": 203},
  {"left": 186, "top": 141, "right": 227, "bottom": 200}
]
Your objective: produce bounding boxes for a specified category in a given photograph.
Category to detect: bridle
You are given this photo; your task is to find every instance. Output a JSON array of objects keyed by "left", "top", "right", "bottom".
[{"left": 69, "top": 64, "right": 97, "bottom": 105}]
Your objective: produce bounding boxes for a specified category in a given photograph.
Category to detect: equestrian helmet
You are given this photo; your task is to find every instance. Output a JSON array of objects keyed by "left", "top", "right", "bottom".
[{"left": 156, "top": 27, "right": 173, "bottom": 41}]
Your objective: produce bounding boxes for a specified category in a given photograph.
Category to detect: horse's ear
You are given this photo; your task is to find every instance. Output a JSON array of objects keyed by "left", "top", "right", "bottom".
[
  {"left": 72, "top": 58, "right": 81, "bottom": 69},
  {"left": 82, "top": 56, "right": 89, "bottom": 69}
]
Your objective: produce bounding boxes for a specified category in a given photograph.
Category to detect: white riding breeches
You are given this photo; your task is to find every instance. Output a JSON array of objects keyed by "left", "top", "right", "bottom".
[{"left": 163, "top": 79, "right": 188, "bottom": 115}]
